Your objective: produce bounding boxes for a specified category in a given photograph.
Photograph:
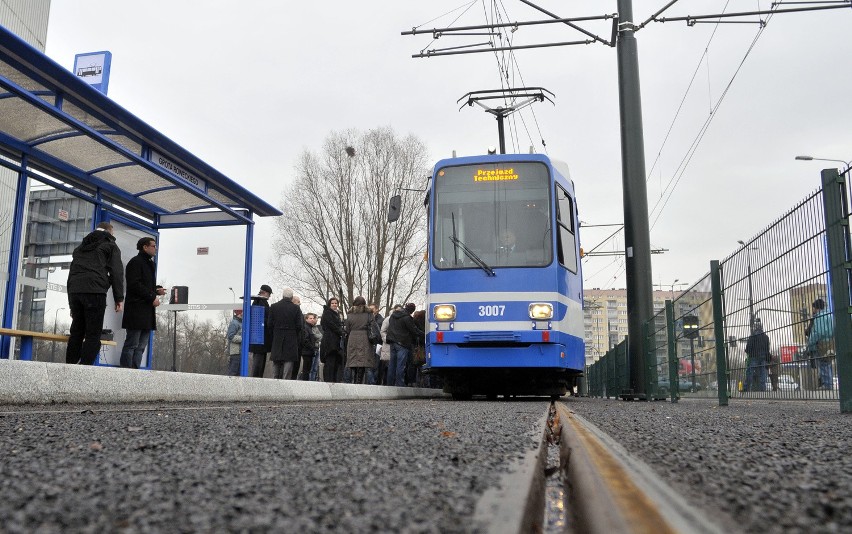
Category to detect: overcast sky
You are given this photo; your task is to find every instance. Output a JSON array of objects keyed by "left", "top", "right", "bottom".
[{"left": 43, "top": 0, "right": 852, "bottom": 313}]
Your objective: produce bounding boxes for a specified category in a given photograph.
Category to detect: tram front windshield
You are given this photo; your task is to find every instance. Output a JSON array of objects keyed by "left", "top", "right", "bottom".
[{"left": 433, "top": 162, "right": 552, "bottom": 270}]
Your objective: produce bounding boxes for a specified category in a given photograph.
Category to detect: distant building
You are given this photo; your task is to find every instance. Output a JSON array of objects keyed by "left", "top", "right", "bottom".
[
  {"left": 0, "top": 1, "right": 52, "bottom": 326},
  {"left": 583, "top": 287, "right": 712, "bottom": 371}
]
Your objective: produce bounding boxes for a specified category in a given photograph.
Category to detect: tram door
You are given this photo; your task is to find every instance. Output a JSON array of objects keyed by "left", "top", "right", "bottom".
[{"left": 100, "top": 215, "right": 158, "bottom": 368}]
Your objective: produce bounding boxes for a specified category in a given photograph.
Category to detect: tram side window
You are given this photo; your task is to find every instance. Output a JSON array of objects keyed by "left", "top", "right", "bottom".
[{"left": 555, "top": 186, "right": 577, "bottom": 273}]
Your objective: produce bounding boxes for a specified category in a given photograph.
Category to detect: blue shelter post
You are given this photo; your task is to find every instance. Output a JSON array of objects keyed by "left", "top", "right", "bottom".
[
  {"left": 1, "top": 156, "right": 29, "bottom": 358},
  {"left": 241, "top": 219, "right": 254, "bottom": 376}
]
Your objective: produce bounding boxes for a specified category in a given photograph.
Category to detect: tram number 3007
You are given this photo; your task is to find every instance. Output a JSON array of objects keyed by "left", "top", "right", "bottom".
[{"left": 478, "top": 305, "right": 506, "bottom": 317}]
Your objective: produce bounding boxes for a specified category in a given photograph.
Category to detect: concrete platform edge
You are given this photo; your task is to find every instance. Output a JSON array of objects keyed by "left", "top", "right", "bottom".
[{"left": 0, "top": 360, "right": 447, "bottom": 405}]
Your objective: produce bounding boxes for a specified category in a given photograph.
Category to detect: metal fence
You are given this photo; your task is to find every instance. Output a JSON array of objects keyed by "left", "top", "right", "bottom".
[{"left": 587, "top": 169, "right": 851, "bottom": 411}]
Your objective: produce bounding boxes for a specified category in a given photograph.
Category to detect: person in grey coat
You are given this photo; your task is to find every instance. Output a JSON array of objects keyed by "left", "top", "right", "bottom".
[
  {"left": 345, "top": 296, "right": 373, "bottom": 384},
  {"left": 267, "top": 287, "right": 304, "bottom": 379},
  {"left": 226, "top": 309, "right": 243, "bottom": 376}
]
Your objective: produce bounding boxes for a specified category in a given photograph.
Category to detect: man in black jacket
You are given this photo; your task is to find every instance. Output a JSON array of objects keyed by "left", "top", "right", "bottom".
[
  {"left": 119, "top": 237, "right": 165, "bottom": 369},
  {"left": 267, "top": 287, "right": 304, "bottom": 379},
  {"left": 66, "top": 222, "right": 125, "bottom": 365},
  {"left": 386, "top": 302, "right": 423, "bottom": 387},
  {"left": 249, "top": 284, "right": 273, "bottom": 377}
]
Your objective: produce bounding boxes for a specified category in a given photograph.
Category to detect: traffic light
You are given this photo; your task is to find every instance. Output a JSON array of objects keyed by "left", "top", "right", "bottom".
[{"left": 683, "top": 315, "right": 699, "bottom": 339}]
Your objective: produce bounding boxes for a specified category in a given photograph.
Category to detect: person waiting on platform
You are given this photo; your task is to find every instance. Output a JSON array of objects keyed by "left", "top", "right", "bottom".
[
  {"left": 344, "top": 296, "right": 373, "bottom": 384},
  {"left": 66, "top": 221, "right": 124, "bottom": 366},
  {"left": 226, "top": 309, "right": 243, "bottom": 376},
  {"left": 744, "top": 318, "right": 770, "bottom": 392},
  {"left": 249, "top": 284, "right": 273, "bottom": 378},
  {"left": 267, "top": 287, "right": 304, "bottom": 380},
  {"left": 807, "top": 298, "right": 835, "bottom": 389},
  {"left": 320, "top": 297, "right": 344, "bottom": 383},
  {"left": 119, "top": 236, "right": 165, "bottom": 369}
]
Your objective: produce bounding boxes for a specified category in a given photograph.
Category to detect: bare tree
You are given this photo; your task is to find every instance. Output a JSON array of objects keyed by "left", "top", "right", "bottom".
[
  {"left": 152, "top": 311, "right": 230, "bottom": 374},
  {"left": 271, "top": 127, "right": 430, "bottom": 313}
]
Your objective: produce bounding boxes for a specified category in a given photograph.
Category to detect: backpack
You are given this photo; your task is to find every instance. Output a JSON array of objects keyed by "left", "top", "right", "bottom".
[{"left": 367, "top": 316, "right": 382, "bottom": 345}]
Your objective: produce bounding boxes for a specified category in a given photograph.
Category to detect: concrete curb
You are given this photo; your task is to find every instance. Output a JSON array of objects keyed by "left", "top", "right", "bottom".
[{"left": 0, "top": 360, "right": 447, "bottom": 405}]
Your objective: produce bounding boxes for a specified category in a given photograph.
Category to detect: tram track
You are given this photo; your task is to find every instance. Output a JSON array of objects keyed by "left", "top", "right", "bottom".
[{"left": 487, "top": 400, "right": 726, "bottom": 534}]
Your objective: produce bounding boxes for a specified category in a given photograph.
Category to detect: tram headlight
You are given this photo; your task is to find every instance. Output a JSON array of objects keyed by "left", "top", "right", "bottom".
[
  {"left": 433, "top": 304, "right": 456, "bottom": 321},
  {"left": 529, "top": 303, "right": 553, "bottom": 320}
]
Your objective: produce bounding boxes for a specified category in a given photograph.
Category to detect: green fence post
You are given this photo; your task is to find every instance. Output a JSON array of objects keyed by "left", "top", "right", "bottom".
[
  {"left": 642, "top": 321, "right": 654, "bottom": 400},
  {"left": 619, "top": 338, "right": 630, "bottom": 398},
  {"left": 711, "top": 260, "right": 729, "bottom": 406},
  {"left": 665, "top": 300, "right": 679, "bottom": 403},
  {"left": 821, "top": 168, "right": 852, "bottom": 413}
]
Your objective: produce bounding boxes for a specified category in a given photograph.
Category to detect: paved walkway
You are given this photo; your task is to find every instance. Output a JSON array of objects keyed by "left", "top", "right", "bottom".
[{"left": 564, "top": 397, "right": 851, "bottom": 534}]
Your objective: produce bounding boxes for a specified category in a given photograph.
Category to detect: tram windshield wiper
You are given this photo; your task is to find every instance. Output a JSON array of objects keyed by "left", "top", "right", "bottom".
[{"left": 449, "top": 235, "right": 495, "bottom": 276}]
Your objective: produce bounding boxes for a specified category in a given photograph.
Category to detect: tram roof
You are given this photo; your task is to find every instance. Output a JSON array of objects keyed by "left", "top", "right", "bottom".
[{"left": 0, "top": 25, "right": 281, "bottom": 227}]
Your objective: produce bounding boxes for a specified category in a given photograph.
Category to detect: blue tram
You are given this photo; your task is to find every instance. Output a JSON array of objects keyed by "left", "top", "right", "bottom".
[{"left": 424, "top": 153, "right": 585, "bottom": 399}]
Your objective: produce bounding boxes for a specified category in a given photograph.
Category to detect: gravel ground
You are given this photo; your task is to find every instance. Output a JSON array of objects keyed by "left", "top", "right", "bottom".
[
  {"left": 0, "top": 399, "right": 546, "bottom": 533},
  {"left": 563, "top": 397, "right": 852, "bottom": 534}
]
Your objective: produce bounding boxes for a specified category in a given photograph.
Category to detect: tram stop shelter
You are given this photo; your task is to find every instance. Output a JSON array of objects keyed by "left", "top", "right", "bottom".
[{"left": 0, "top": 25, "right": 281, "bottom": 372}]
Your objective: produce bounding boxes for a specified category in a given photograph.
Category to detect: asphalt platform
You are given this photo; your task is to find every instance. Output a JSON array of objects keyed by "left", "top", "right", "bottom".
[{"left": 563, "top": 397, "right": 851, "bottom": 534}]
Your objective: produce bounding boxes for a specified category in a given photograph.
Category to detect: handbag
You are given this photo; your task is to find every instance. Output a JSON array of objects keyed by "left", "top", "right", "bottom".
[{"left": 367, "top": 318, "right": 382, "bottom": 346}]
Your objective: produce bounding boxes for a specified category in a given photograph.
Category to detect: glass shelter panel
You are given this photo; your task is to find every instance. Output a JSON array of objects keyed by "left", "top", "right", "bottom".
[
  {"left": 16, "top": 182, "right": 93, "bottom": 361},
  {"left": 432, "top": 162, "right": 552, "bottom": 270}
]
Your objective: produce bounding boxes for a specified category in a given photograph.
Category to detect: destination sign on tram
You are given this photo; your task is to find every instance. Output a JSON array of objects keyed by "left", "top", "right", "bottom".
[{"left": 473, "top": 167, "right": 519, "bottom": 182}]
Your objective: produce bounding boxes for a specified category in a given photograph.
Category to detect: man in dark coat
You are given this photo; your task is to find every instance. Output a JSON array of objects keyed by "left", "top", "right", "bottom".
[
  {"left": 66, "top": 222, "right": 125, "bottom": 365},
  {"left": 267, "top": 287, "right": 304, "bottom": 379},
  {"left": 744, "top": 318, "right": 770, "bottom": 392},
  {"left": 249, "top": 284, "right": 273, "bottom": 377},
  {"left": 119, "top": 237, "right": 165, "bottom": 368},
  {"left": 386, "top": 303, "right": 424, "bottom": 387},
  {"left": 320, "top": 297, "right": 344, "bottom": 382}
]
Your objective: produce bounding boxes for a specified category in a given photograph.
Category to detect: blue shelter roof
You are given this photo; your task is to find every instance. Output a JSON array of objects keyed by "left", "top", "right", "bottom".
[{"left": 0, "top": 24, "right": 281, "bottom": 226}]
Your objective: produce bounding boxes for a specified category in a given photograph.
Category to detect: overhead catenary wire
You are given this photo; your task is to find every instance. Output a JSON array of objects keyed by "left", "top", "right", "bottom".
[
  {"left": 415, "top": 1, "right": 479, "bottom": 55},
  {"left": 645, "top": 0, "right": 732, "bottom": 184},
  {"left": 604, "top": 1, "right": 783, "bottom": 286},
  {"left": 649, "top": 4, "right": 777, "bottom": 230},
  {"left": 476, "top": 0, "right": 548, "bottom": 154}
]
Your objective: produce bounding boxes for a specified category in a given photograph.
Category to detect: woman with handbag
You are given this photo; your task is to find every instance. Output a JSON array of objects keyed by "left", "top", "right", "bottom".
[{"left": 344, "top": 296, "right": 373, "bottom": 384}]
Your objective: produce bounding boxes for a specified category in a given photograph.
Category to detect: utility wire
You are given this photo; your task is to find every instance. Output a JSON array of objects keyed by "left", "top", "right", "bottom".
[
  {"left": 608, "top": 1, "right": 781, "bottom": 285},
  {"left": 646, "top": 1, "right": 731, "bottom": 183},
  {"left": 416, "top": 1, "right": 479, "bottom": 54},
  {"left": 649, "top": 6, "right": 776, "bottom": 229}
]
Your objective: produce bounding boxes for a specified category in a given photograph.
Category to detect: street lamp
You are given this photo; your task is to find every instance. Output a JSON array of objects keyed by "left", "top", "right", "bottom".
[
  {"left": 737, "top": 240, "right": 757, "bottom": 332},
  {"left": 228, "top": 287, "right": 236, "bottom": 302},
  {"left": 51, "top": 307, "right": 65, "bottom": 361},
  {"left": 683, "top": 315, "right": 700, "bottom": 392},
  {"left": 795, "top": 155, "right": 852, "bottom": 175}
]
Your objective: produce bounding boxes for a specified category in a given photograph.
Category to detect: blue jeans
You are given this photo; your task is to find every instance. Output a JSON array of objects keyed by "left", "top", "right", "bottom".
[
  {"left": 309, "top": 350, "right": 320, "bottom": 381},
  {"left": 120, "top": 329, "right": 150, "bottom": 369},
  {"left": 388, "top": 343, "right": 410, "bottom": 387},
  {"left": 818, "top": 358, "right": 834, "bottom": 389},
  {"left": 746, "top": 356, "right": 767, "bottom": 392}
]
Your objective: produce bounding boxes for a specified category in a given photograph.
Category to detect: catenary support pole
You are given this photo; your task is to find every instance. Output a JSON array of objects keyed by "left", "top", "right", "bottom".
[{"left": 616, "top": 0, "right": 654, "bottom": 398}]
